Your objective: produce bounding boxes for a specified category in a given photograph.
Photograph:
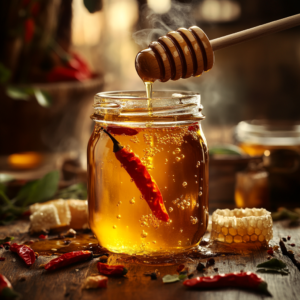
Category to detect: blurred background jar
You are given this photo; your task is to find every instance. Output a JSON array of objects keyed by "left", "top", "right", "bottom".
[{"left": 235, "top": 120, "right": 300, "bottom": 210}]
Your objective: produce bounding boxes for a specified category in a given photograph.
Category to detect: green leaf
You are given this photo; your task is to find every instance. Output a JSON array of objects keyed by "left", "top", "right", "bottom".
[
  {"left": 0, "top": 236, "right": 14, "bottom": 245},
  {"left": 83, "top": 0, "right": 103, "bottom": 13},
  {"left": 0, "top": 63, "right": 11, "bottom": 84},
  {"left": 257, "top": 258, "right": 289, "bottom": 275},
  {"left": 271, "top": 208, "right": 300, "bottom": 222},
  {"left": 6, "top": 86, "right": 34, "bottom": 100},
  {"left": 162, "top": 274, "right": 180, "bottom": 283},
  {"left": 34, "top": 88, "right": 52, "bottom": 107},
  {"left": 55, "top": 183, "right": 87, "bottom": 200},
  {"left": 15, "top": 170, "right": 60, "bottom": 206},
  {"left": 209, "top": 144, "right": 244, "bottom": 156},
  {"left": 178, "top": 274, "right": 187, "bottom": 280}
]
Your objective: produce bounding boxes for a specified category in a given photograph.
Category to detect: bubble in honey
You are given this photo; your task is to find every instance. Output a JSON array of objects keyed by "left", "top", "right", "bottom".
[
  {"left": 180, "top": 154, "right": 185, "bottom": 159},
  {"left": 169, "top": 207, "right": 173, "bottom": 212},
  {"left": 141, "top": 230, "right": 148, "bottom": 238},
  {"left": 130, "top": 178, "right": 133, "bottom": 182},
  {"left": 182, "top": 182, "right": 187, "bottom": 187},
  {"left": 113, "top": 225, "right": 117, "bottom": 229},
  {"left": 175, "top": 157, "right": 181, "bottom": 162},
  {"left": 116, "top": 215, "right": 121, "bottom": 219},
  {"left": 178, "top": 241, "right": 182, "bottom": 246},
  {"left": 190, "top": 217, "right": 198, "bottom": 225},
  {"left": 199, "top": 191, "right": 203, "bottom": 196},
  {"left": 196, "top": 161, "right": 201, "bottom": 168},
  {"left": 175, "top": 148, "right": 181, "bottom": 154},
  {"left": 130, "top": 197, "right": 135, "bottom": 204},
  {"left": 165, "top": 159, "right": 168, "bottom": 162},
  {"left": 173, "top": 179, "right": 176, "bottom": 182},
  {"left": 153, "top": 241, "right": 156, "bottom": 244},
  {"left": 177, "top": 203, "right": 181, "bottom": 208},
  {"left": 195, "top": 181, "right": 198, "bottom": 184},
  {"left": 183, "top": 200, "right": 186, "bottom": 204},
  {"left": 196, "top": 203, "right": 200, "bottom": 208},
  {"left": 180, "top": 229, "right": 183, "bottom": 233},
  {"left": 195, "top": 175, "right": 197, "bottom": 177},
  {"left": 181, "top": 206, "right": 185, "bottom": 210}
]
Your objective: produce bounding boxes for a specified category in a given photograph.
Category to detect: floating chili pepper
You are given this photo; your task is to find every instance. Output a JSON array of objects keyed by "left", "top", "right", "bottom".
[
  {"left": 102, "top": 129, "right": 169, "bottom": 222},
  {"left": 106, "top": 126, "right": 139, "bottom": 136},
  {"left": 183, "top": 272, "right": 270, "bottom": 295},
  {"left": 188, "top": 124, "right": 199, "bottom": 132},
  {"left": 0, "top": 274, "right": 20, "bottom": 299},
  {"left": 10, "top": 243, "right": 36, "bottom": 266},
  {"left": 45, "top": 250, "right": 100, "bottom": 271},
  {"left": 97, "top": 262, "right": 128, "bottom": 276}
]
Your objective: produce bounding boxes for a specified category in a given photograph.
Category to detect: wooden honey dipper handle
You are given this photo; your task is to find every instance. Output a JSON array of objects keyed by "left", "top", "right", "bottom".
[
  {"left": 135, "top": 14, "right": 300, "bottom": 83},
  {"left": 211, "top": 13, "right": 300, "bottom": 51}
]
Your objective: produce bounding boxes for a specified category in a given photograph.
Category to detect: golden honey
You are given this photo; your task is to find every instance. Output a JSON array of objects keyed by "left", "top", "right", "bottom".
[{"left": 87, "top": 91, "right": 209, "bottom": 256}]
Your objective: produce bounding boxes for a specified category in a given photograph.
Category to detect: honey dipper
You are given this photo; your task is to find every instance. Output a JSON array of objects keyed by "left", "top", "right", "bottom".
[{"left": 135, "top": 14, "right": 300, "bottom": 82}]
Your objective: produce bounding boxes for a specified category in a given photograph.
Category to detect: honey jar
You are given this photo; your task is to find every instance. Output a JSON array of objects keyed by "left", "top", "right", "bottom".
[{"left": 87, "top": 91, "right": 209, "bottom": 256}]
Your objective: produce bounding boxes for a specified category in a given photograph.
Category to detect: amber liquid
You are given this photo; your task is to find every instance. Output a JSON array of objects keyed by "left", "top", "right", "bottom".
[
  {"left": 88, "top": 123, "right": 209, "bottom": 256},
  {"left": 239, "top": 143, "right": 300, "bottom": 156}
]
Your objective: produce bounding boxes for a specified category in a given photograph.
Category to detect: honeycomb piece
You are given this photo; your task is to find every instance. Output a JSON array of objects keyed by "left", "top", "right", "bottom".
[{"left": 210, "top": 208, "right": 273, "bottom": 246}]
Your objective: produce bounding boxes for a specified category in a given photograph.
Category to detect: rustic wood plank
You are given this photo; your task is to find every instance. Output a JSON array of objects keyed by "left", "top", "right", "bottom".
[{"left": 0, "top": 220, "right": 299, "bottom": 300}]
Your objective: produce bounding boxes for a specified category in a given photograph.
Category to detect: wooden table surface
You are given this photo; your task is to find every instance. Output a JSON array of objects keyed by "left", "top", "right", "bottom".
[{"left": 0, "top": 219, "right": 299, "bottom": 300}]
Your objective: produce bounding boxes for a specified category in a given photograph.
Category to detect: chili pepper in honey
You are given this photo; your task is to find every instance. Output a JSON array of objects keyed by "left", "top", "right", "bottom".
[
  {"left": 45, "top": 251, "right": 100, "bottom": 271},
  {"left": 10, "top": 243, "right": 36, "bottom": 266},
  {"left": 102, "top": 129, "right": 169, "bottom": 222},
  {"left": 183, "top": 272, "right": 270, "bottom": 295},
  {"left": 107, "top": 126, "right": 139, "bottom": 136},
  {"left": 97, "top": 262, "right": 128, "bottom": 276},
  {"left": 0, "top": 274, "right": 21, "bottom": 299}
]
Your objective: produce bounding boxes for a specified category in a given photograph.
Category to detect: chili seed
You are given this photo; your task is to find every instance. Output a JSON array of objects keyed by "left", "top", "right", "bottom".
[
  {"left": 176, "top": 264, "right": 185, "bottom": 273},
  {"left": 197, "top": 262, "right": 205, "bottom": 271},
  {"left": 290, "top": 243, "right": 295, "bottom": 247},
  {"left": 64, "top": 240, "right": 71, "bottom": 245},
  {"left": 287, "top": 236, "right": 291, "bottom": 240},
  {"left": 187, "top": 273, "right": 194, "bottom": 279},
  {"left": 206, "top": 258, "right": 215, "bottom": 267},
  {"left": 267, "top": 256, "right": 271, "bottom": 260},
  {"left": 282, "top": 238, "right": 287, "bottom": 242},
  {"left": 18, "top": 277, "right": 26, "bottom": 282},
  {"left": 4, "top": 246, "right": 10, "bottom": 250},
  {"left": 150, "top": 272, "right": 157, "bottom": 280},
  {"left": 214, "top": 268, "right": 218, "bottom": 272}
]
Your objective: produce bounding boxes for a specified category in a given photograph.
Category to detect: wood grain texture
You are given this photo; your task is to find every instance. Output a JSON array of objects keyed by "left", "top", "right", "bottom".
[{"left": 0, "top": 220, "right": 299, "bottom": 300}]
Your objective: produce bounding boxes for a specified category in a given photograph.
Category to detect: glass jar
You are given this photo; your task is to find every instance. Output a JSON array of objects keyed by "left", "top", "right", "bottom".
[
  {"left": 235, "top": 120, "right": 300, "bottom": 156},
  {"left": 87, "top": 91, "right": 209, "bottom": 256}
]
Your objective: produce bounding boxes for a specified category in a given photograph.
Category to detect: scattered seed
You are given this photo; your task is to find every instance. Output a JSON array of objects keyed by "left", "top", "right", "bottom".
[
  {"left": 214, "top": 268, "right": 218, "bottom": 272},
  {"left": 196, "top": 262, "right": 205, "bottom": 271},
  {"left": 282, "top": 237, "right": 287, "bottom": 242},
  {"left": 206, "top": 258, "right": 215, "bottom": 267},
  {"left": 287, "top": 236, "right": 291, "bottom": 240},
  {"left": 150, "top": 272, "right": 157, "bottom": 280}
]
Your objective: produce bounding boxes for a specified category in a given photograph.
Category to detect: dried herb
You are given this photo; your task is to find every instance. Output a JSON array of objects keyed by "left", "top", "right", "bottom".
[
  {"left": 0, "top": 237, "right": 14, "bottom": 245},
  {"left": 271, "top": 208, "right": 300, "bottom": 222},
  {"left": 256, "top": 258, "right": 289, "bottom": 275},
  {"left": 162, "top": 274, "right": 180, "bottom": 283}
]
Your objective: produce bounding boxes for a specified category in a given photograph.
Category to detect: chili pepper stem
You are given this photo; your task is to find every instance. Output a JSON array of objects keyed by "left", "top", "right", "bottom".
[
  {"left": 101, "top": 128, "right": 123, "bottom": 152},
  {"left": 1, "top": 287, "right": 21, "bottom": 299},
  {"left": 258, "top": 282, "right": 272, "bottom": 296}
]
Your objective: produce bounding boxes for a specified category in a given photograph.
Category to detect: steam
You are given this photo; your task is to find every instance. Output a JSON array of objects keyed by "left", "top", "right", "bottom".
[{"left": 132, "top": 2, "right": 195, "bottom": 48}]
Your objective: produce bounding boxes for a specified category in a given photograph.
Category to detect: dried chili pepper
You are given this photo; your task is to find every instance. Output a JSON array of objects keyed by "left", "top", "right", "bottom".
[
  {"left": 38, "top": 234, "right": 48, "bottom": 240},
  {"left": 183, "top": 272, "right": 270, "bottom": 295},
  {"left": 0, "top": 258, "right": 5, "bottom": 261},
  {"left": 267, "top": 249, "right": 274, "bottom": 256},
  {"left": 102, "top": 129, "right": 169, "bottom": 222},
  {"left": 45, "top": 250, "right": 99, "bottom": 271},
  {"left": 0, "top": 274, "right": 20, "bottom": 299},
  {"left": 10, "top": 243, "right": 36, "bottom": 266},
  {"left": 106, "top": 126, "right": 139, "bottom": 136},
  {"left": 97, "top": 262, "right": 128, "bottom": 276}
]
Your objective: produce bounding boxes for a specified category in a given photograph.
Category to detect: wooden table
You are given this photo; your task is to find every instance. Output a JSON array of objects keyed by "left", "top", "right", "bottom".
[{"left": 0, "top": 219, "right": 299, "bottom": 300}]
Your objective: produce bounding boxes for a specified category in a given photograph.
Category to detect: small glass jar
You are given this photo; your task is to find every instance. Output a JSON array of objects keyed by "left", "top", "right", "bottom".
[{"left": 87, "top": 91, "right": 209, "bottom": 256}]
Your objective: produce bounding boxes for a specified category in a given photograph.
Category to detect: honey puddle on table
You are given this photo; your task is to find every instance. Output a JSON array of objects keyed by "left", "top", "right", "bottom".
[{"left": 24, "top": 233, "right": 266, "bottom": 265}]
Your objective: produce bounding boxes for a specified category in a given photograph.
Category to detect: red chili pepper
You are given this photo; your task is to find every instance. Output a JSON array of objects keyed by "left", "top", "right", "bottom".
[
  {"left": 0, "top": 258, "right": 5, "bottom": 261},
  {"left": 0, "top": 274, "right": 20, "bottom": 299},
  {"left": 45, "top": 251, "right": 99, "bottom": 271},
  {"left": 38, "top": 234, "right": 48, "bottom": 240},
  {"left": 107, "top": 126, "right": 139, "bottom": 136},
  {"left": 24, "top": 19, "right": 35, "bottom": 44},
  {"left": 183, "top": 272, "right": 270, "bottom": 295},
  {"left": 97, "top": 262, "right": 128, "bottom": 276},
  {"left": 3, "top": 242, "right": 11, "bottom": 246},
  {"left": 47, "top": 66, "right": 89, "bottom": 82},
  {"left": 188, "top": 124, "right": 199, "bottom": 132},
  {"left": 10, "top": 243, "right": 36, "bottom": 266},
  {"left": 267, "top": 249, "right": 274, "bottom": 256},
  {"left": 103, "top": 129, "right": 169, "bottom": 222}
]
